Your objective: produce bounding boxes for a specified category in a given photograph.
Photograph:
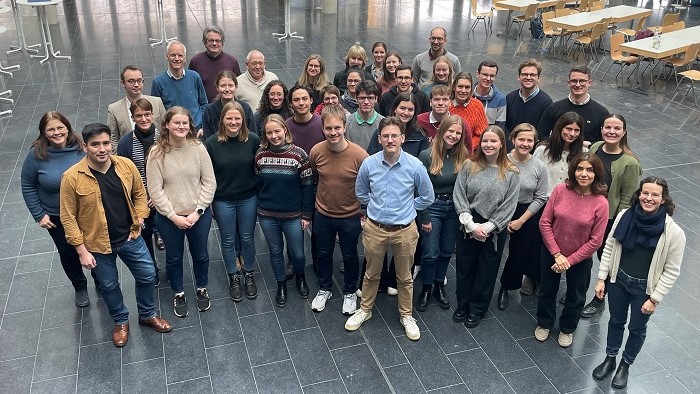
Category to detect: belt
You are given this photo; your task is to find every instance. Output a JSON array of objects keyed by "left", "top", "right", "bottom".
[
  {"left": 368, "top": 218, "right": 411, "bottom": 232},
  {"left": 435, "top": 193, "right": 452, "bottom": 201}
]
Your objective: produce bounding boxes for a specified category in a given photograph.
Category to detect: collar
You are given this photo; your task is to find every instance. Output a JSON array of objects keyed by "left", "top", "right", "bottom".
[
  {"left": 428, "top": 48, "right": 447, "bottom": 61},
  {"left": 519, "top": 87, "right": 540, "bottom": 102},
  {"left": 167, "top": 68, "right": 186, "bottom": 80},
  {"left": 474, "top": 85, "right": 493, "bottom": 99},
  {"left": 205, "top": 50, "right": 223, "bottom": 60},
  {"left": 381, "top": 149, "right": 405, "bottom": 166},
  {"left": 246, "top": 70, "right": 266, "bottom": 85},
  {"left": 452, "top": 99, "right": 469, "bottom": 108},
  {"left": 354, "top": 111, "right": 378, "bottom": 125},
  {"left": 568, "top": 93, "right": 591, "bottom": 105},
  {"left": 429, "top": 111, "right": 449, "bottom": 124}
]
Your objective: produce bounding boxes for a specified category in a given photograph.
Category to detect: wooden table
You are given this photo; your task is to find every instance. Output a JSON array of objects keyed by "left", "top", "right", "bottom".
[{"left": 495, "top": 0, "right": 558, "bottom": 35}]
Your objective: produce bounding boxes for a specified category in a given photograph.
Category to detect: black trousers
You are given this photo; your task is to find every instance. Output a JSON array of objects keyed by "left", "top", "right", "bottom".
[
  {"left": 47, "top": 215, "right": 97, "bottom": 290},
  {"left": 141, "top": 209, "right": 157, "bottom": 266},
  {"left": 500, "top": 203, "right": 543, "bottom": 290},
  {"left": 536, "top": 250, "right": 593, "bottom": 333}
]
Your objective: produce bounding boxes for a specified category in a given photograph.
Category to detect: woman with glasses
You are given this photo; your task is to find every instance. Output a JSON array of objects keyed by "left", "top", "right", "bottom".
[
  {"left": 254, "top": 80, "right": 292, "bottom": 136},
  {"left": 296, "top": 54, "right": 331, "bottom": 112}
]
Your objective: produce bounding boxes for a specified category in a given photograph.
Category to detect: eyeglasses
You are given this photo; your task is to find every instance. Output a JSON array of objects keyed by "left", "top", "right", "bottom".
[
  {"left": 568, "top": 79, "right": 590, "bottom": 85},
  {"left": 206, "top": 38, "right": 222, "bottom": 44},
  {"left": 347, "top": 79, "right": 362, "bottom": 84},
  {"left": 133, "top": 112, "right": 153, "bottom": 119},
  {"left": 519, "top": 73, "right": 539, "bottom": 78},
  {"left": 357, "top": 96, "right": 375, "bottom": 102},
  {"left": 380, "top": 134, "right": 402, "bottom": 140},
  {"left": 429, "top": 36, "right": 445, "bottom": 42},
  {"left": 248, "top": 61, "right": 265, "bottom": 67},
  {"left": 125, "top": 78, "right": 143, "bottom": 85},
  {"left": 45, "top": 125, "right": 66, "bottom": 134}
]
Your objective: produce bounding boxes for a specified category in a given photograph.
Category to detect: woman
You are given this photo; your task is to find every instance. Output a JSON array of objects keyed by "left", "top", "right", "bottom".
[
  {"left": 254, "top": 80, "right": 292, "bottom": 136},
  {"left": 146, "top": 107, "right": 217, "bottom": 318},
  {"left": 581, "top": 114, "right": 642, "bottom": 318},
  {"left": 21, "top": 111, "right": 91, "bottom": 307},
  {"left": 339, "top": 68, "right": 365, "bottom": 113},
  {"left": 368, "top": 92, "right": 429, "bottom": 157},
  {"left": 415, "top": 116, "right": 469, "bottom": 312},
  {"left": 313, "top": 85, "right": 349, "bottom": 116},
  {"left": 296, "top": 54, "right": 331, "bottom": 112},
  {"left": 533, "top": 111, "right": 586, "bottom": 195},
  {"left": 255, "top": 114, "right": 313, "bottom": 307},
  {"left": 376, "top": 51, "right": 402, "bottom": 95},
  {"left": 535, "top": 153, "right": 608, "bottom": 348},
  {"left": 365, "top": 42, "right": 387, "bottom": 81},
  {"left": 202, "top": 70, "right": 256, "bottom": 139},
  {"left": 497, "top": 124, "right": 548, "bottom": 309},
  {"left": 205, "top": 101, "right": 261, "bottom": 303},
  {"left": 453, "top": 126, "right": 519, "bottom": 328},
  {"left": 449, "top": 72, "right": 488, "bottom": 151},
  {"left": 592, "top": 177, "right": 685, "bottom": 390},
  {"left": 332, "top": 44, "right": 373, "bottom": 91},
  {"left": 421, "top": 56, "right": 454, "bottom": 98}
]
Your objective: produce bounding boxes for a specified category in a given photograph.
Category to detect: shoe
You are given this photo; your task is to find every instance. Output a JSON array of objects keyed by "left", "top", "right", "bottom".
[
  {"left": 285, "top": 263, "right": 294, "bottom": 279},
  {"left": 311, "top": 290, "right": 332, "bottom": 312},
  {"left": 401, "top": 315, "right": 421, "bottom": 340},
  {"left": 154, "top": 267, "right": 160, "bottom": 287},
  {"left": 558, "top": 331, "right": 573, "bottom": 347},
  {"left": 154, "top": 234, "right": 165, "bottom": 250},
  {"left": 275, "top": 281, "right": 287, "bottom": 307},
  {"left": 113, "top": 323, "right": 129, "bottom": 347},
  {"left": 356, "top": 289, "right": 362, "bottom": 298},
  {"left": 415, "top": 284, "right": 432, "bottom": 312},
  {"left": 342, "top": 293, "right": 358, "bottom": 315},
  {"left": 244, "top": 271, "right": 257, "bottom": 299},
  {"left": 173, "top": 293, "right": 188, "bottom": 318},
  {"left": 497, "top": 287, "right": 509, "bottom": 310},
  {"left": 196, "top": 288, "right": 211, "bottom": 312},
  {"left": 295, "top": 275, "right": 309, "bottom": 298},
  {"left": 75, "top": 289, "right": 90, "bottom": 307},
  {"left": 559, "top": 295, "right": 566, "bottom": 305},
  {"left": 520, "top": 276, "right": 535, "bottom": 296},
  {"left": 592, "top": 355, "right": 617, "bottom": 380},
  {"left": 433, "top": 281, "right": 450, "bottom": 309},
  {"left": 611, "top": 359, "right": 630, "bottom": 389},
  {"left": 453, "top": 309, "right": 467, "bottom": 323},
  {"left": 464, "top": 314, "right": 481, "bottom": 328},
  {"left": 581, "top": 297, "right": 606, "bottom": 318},
  {"left": 229, "top": 274, "right": 243, "bottom": 302},
  {"left": 534, "top": 326, "right": 549, "bottom": 342},
  {"left": 339, "top": 261, "right": 345, "bottom": 273},
  {"left": 387, "top": 287, "right": 398, "bottom": 296},
  {"left": 138, "top": 316, "right": 173, "bottom": 333},
  {"left": 345, "top": 309, "right": 372, "bottom": 331}
]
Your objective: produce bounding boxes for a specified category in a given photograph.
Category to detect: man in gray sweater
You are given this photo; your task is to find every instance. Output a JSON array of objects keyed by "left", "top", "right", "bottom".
[{"left": 411, "top": 27, "right": 462, "bottom": 85}]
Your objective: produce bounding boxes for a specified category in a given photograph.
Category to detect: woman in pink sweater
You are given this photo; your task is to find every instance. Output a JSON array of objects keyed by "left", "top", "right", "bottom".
[{"left": 535, "top": 153, "right": 608, "bottom": 348}]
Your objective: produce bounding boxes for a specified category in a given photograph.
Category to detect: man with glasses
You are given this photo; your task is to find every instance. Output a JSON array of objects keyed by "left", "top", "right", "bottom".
[
  {"left": 474, "top": 60, "right": 506, "bottom": 130},
  {"left": 505, "top": 59, "right": 553, "bottom": 147},
  {"left": 189, "top": 26, "right": 242, "bottom": 102},
  {"left": 107, "top": 65, "right": 166, "bottom": 151},
  {"left": 237, "top": 50, "right": 279, "bottom": 112},
  {"left": 411, "top": 27, "right": 462, "bottom": 85},
  {"left": 377, "top": 64, "right": 430, "bottom": 116},
  {"left": 537, "top": 65, "right": 609, "bottom": 145},
  {"left": 346, "top": 80, "right": 384, "bottom": 150}
]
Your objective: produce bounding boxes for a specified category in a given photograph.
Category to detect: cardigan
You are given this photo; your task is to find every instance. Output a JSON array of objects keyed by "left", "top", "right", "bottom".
[{"left": 589, "top": 141, "right": 642, "bottom": 218}]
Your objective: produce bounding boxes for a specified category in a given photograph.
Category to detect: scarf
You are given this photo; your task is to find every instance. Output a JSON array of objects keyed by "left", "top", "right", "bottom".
[{"left": 613, "top": 204, "right": 666, "bottom": 249}]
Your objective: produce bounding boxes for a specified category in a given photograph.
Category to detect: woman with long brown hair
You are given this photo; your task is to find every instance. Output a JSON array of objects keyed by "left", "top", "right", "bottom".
[{"left": 296, "top": 54, "right": 331, "bottom": 112}]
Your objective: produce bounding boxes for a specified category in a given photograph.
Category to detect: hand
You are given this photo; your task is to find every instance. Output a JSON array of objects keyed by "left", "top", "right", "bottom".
[
  {"left": 171, "top": 215, "right": 191, "bottom": 229},
  {"left": 421, "top": 223, "right": 432, "bottom": 233},
  {"left": 583, "top": 140, "right": 592, "bottom": 148},
  {"left": 471, "top": 226, "right": 488, "bottom": 241},
  {"left": 185, "top": 211, "right": 201, "bottom": 227},
  {"left": 78, "top": 251, "right": 96, "bottom": 269},
  {"left": 128, "top": 225, "right": 142, "bottom": 241},
  {"left": 552, "top": 254, "right": 571, "bottom": 273},
  {"left": 595, "top": 279, "right": 605, "bottom": 299},
  {"left": 360, "top": 214, "right": 366, "bottom": 228},
  {"left": 197, "top": 128, "right": 204, "bottom": 138},
  {"left": 147, "top": 198, "right": 154, "bottom": 209},
  {"left": 641, "top": 299, "right": 656, "bottom": 315},
  {"left": 301, "top": 219, "right": 310, "bottom": 231},
  {"left": 38, "top": 214, "right": 56, "bottom": 229},
  {"left": 507, "top": 219, "right": 522, "bottom": 233}
]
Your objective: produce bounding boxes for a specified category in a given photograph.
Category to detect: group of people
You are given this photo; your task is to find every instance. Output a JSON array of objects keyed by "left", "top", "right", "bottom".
[{"left": 19, "top": 25, "right": 686, "bottom": 390}]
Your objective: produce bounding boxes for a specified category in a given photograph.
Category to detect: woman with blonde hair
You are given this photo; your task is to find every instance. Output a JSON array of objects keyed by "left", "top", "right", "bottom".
[
  {"left": 421, "top": 56, "right": 454, "bottom": 97},
  {"left": 202, "top": 70, "right": 256, "bottom": 139},
  {"left": 296, "top": 54, "right": 331, "bottom": 112},
  {"left": 333, "top": 43, "right": 373, "bottom": 91}
]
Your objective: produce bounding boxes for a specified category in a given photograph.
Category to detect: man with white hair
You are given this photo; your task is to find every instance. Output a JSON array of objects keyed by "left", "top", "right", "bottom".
[{"left": 236, "top": 50, "right": 279, "bottom": 112}]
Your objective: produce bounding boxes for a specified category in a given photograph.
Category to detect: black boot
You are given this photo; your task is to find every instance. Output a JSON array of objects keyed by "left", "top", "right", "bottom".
[
  {"left": 415, "top": 284, "right": 432, "bottom": 312},
  {"left": 581, "top": 296, "right": 606, "bottom": 318},
  {"left": 276, "top": 281, "right": 287, "bottom": 307},
  {"left": 296, "top": 275, "right": 309, "bottom": 298},
  {"left": 497, "top": 287, "right": 509, "bottom": 310},
  {"left": 433, "top": 281, "right": 450, "bottom": 309},
  {"left": 592, "top": 355, "right": 617, "bottom": 380},
  {"left": 611, "top": 359, "right": 630, "bottom": 389},
  {"left": 229, "top": 274, "right": 243, "bottom": 302}
]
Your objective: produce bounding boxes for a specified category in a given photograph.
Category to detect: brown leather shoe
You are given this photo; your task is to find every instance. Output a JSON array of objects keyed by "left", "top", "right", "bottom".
[
  {"left": 113, "top": 323, "right": 129, "bottom": 347},
  {"left": 138, "top": 316, "right": 173, "bottom": 333}
]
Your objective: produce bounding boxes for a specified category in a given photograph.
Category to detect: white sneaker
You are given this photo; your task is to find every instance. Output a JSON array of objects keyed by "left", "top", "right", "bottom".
[
  {"left": 345, "top": 309, "right": 372, "bottom": 331},
  {"left": 558, "top": 332, "right": 573, "bottom": 347},
  {"left": 356, "top": 289, "right": 362, "bottom": 298},
  {"left": 342, "top": 293, "right": 357, "bottom": 315},
  {"left": 401, "top": 315, "right": 421, "bottom": 340},
  {"left": 534, "top": 326, "right": 550, "bottom": 342},
  {"left": 311, "top": 290, "right": 332, "bottom": 312},
  {"left": 387, "top": 287, "right": 398, "bottom": 296}
]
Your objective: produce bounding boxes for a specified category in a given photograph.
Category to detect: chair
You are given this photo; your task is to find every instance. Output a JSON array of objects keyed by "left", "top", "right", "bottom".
[
  {"left": 618, "top": 15, "right": 647, "bottom": 41},
  {"left": 601, "top": 33, "right": 638, "bottom": 85},
  {"left": 570, "top": 22, "right": 607, "bottom": 60},
  {"left": 589, "top": 0, "right": 605, "bottom": 11},
  {"left": 654, "top": 43, "right": 700, "bottom": 85},
  {"left": 555, "top": 0, "right": 567, "bottom": 9},
  {"left": 672, "top": 69, "right": 700, "bottom": 107},
  {"left": 661, "top": 21, "right": 685, "bottom": 33},
  {"left": 509, "top": 3, "right": 538, "bottom": 39},
  {"left": 578, "top": 0, "right": 590, "bottom": 12},
  {"left": 647, "top": 12, "right": 680, "bottom": 32},
  {"left": 540, "top": 11, "right": 563, "bottom": 50},
  {"left": 469, "top": 0, "right": 495, "bottom": 34}
]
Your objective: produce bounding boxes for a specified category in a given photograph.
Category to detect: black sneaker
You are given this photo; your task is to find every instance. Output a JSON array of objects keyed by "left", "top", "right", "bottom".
[
  {"left": 196, "top": 288, "right": 211, "bottom": 312},
  {"left": 173, "top": 293, "right": 188, "bottom": 317},
  {"left": 74, "top": 289, "right": 90, "bottom": 307},
  {"left": 244, "top": 271, "right": 257, "bottom": 299},
  {"left": 229, "top": 274, "right": 243, "bottom": 302}
]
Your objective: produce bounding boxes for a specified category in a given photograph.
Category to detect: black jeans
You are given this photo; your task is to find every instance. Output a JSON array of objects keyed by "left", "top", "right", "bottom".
[
  {"left": 606, "top": 270, "right": 652, "bottom": 364},
  {"left": 314, "top": 212, "right": 361, "bottom": 293},
  {"left": 141, "top": 209, "right": 157, "bottom": 265},
  {"left": 47, "top": 215, "right": 96, "bottom": 290},
  {"left": 537, "top": 250, "right": 593, "bottom": 333},
  {"left": 500, "top": 203, "right": 543, "bottom": 290}
]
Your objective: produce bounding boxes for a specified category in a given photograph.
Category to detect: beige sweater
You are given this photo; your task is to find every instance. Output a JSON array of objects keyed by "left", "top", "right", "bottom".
[{"left": 146, "top": 140, "right": 216, "bottom": 219}]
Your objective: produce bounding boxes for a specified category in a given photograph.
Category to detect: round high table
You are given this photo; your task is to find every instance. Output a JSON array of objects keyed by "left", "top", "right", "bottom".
[{"left": 15, "top": 0, "right": 71, "bottom": 64}]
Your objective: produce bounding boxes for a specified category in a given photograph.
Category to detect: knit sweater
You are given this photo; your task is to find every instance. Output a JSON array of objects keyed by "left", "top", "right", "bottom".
[
  {"left": 255, "top": 144, "right": 314, "bottom": 220},
  {"left": 205, "top": 132, "right": 260, "bottom": 201},
  {"left": 377, "top": 85, "right": 431, "bottom": 116},
  {"left": 450, "top": 98, "right": 489, "bottom": 151},
  {"left": 146, "top": 140, "right": 216, "bottom": 218},
  {"left": 286, "top": 114, "right": 325, "bottom": 155},
  {"left": 21, "top": 144, "right": 85, "bottom": 221},
  {"left": 598, "top": 209, "right": 686, "bottom": 303},
  {"left": 507, "top": 153, "right": 548, "bottom": 214},
  {"left": 537, "top": 97, "right": 610, "bottom": 143},
  {"left": 539, "top": 183, "right": 608, "bottom": 265},
  {"left": 236, "top": 70, "right": 279, "bottom": 112},
  {"left": 202, "top": 99, "right": 256, "bottom": 140},
  {"left": 589, "top": 142, "right": 642, "bottom": 218},
  {"left": 151, "top": 70, "right": 208, "bottom": 129},
  {"left": 473, "top": 85, "right": 506, "bottom": 130},
  {"left": 505, "top": 88, "right": 553, "bottom": 136},
  {"left": 188, "top": 51, "right": 242, "bottom": 102}
]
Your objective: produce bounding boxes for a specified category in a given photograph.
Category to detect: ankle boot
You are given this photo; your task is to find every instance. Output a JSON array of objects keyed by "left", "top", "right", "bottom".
[
  {"left": 415, "top": 284, "right": 432, "bottom": 312},
  {"left": 229, "top": 274, "right": 243, "bottom": 302},
  {"left": 497, "top": 287, "right": 509, "bottom": 310},
  {"left": 276, "top": 281, "right": 287, "bottom": 307},
  {"left": 592, "top": 355, "right": 617, "bottom": 380},
  {"left": 611, "top": 359, "right": 629, "bottom": 389},
  {"left": 295, "top": 275, "right": 309, "bottom": 298},
  {"left": 433, "top": 281, "right": 450, "bottom": 309}
]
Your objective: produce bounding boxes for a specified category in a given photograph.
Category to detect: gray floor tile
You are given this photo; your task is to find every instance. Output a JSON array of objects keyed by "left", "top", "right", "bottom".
[
  {"left": 30, "top": 375, "right": 77, "bottom": 394},
  {"left": 167, "top": 377, "right": 213, "bottom": 394},
  {"left": 503, "top": 366, "right": 559, "bottom": 394},
  {"left": 33, "top": 324, "right": 81, "bottom": 382},
  {"left": 121, "top": 358, "right": 167, "bottom": 394},
  {"left": 284, "top": 327, "right": 339, "bottom": 386},
  {"left": 253, "top": 360, "right": 303, "bottom": 394},
  {"left": 163, "top": 326, "right": 209, "bottom": 384},
  {"left": 79, "top": 298, "right": 117, "bottom": 346},
  {"left": 5, "top": 270, "right": 49, "bottom": 313},
  {"left": 239, "top": 311, "right": 289, "bottom": 366},
  {"left": 199, "top": 298, "right": 243, "bottom": 348},
  {"left": 332, "top": 344, "right": 391, "bottom": 393},
  {"left": 0, "top": 257, "right": 17, "bottom": 295},
  {"left": 428, "top": 383, "right": 471, "bottom": 393},
  {"left": 517, "top": 337, "right": 597, "bottom": 393},
  {"left": 41, "top": 284, "right": 84, "bottom": 330},
  {"left": 468, "top": 317, "right": 534, "bottom": 373},
  {"left": 0, "top": 356, "right": 35, "bottom": 394},
  {"left": 399, "top": 332, "right": 462, "bottom": 390},
  {"left": 271, "top": 287, "right": 318, "bottom": 333},
  {"left": 0, "top": 309, "right": 43, "bottom": 361},
  {"left": 384, "top": 363, "right": 426, "bottom": 393},
  {"left": 76, "top": 342, "right": 121, "bottom": 393},
  {"left": 314, "top": 298, "right": 365, "bottom": 350},
  {"left": 120, "top": 315, "right": 165, "bottom": 365},
  {"left": 449, "top": 348, "right": 514, "bottom": 394},
  {"left": 357, "top": 311, "right": 407, "bottom": 368},
  {"left": 416, "top": 305, "right": 478, "bottom": 355},
  {"left": 15, "top": 253, "right": 53, "bottom": 275},
  {"left": 207, "top": 342, "right": 256, "bottom": 393}
]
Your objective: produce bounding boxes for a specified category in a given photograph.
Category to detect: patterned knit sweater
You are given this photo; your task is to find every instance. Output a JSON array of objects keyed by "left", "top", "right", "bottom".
[{"left": 450, "top": 97, "right": 489, "bottom": 152}]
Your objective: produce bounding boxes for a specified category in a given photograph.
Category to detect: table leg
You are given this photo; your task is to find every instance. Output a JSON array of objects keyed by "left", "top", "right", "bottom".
[
  {"left": 6, "top": 0, "right": 40, "bottom": 55},
  {"left": 29, "top": 5, "right": 71, "bottom": 64},
  {"left": 272, "top": 0, "right": 304, "bottom": 41},
  {"left": 149, "top": 0, "right": 177, "bottom": 47}
]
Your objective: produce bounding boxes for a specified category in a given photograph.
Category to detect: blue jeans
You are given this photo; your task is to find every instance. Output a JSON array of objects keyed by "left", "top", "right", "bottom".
[
  {"left": 213, "top": 196, "right": 257, "bottom": 274},
  {"left": 314, "top": 211, "right": 361, "bottom": 293},
  {"left": 606, "top": 269, "right": 652, "bottom": 365},
  {"left": 420, "top": 198, "right": 458, "bottom": 285},
  {"left": 258, "top": 215, "right": 305, "bottom": 282},
  {"left": 92, "top": 236, "right": 156, "bottom": 324},
  {"left": 155, "top": 208, "right": 213, "bottom": 292}
]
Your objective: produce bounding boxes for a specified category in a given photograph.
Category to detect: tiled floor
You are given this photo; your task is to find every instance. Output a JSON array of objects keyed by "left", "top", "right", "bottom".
[{"left": 0, "top": 0, "right": 699, "bottom": 393}]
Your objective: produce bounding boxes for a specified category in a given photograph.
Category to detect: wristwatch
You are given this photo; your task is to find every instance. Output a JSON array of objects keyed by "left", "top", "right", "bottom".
[
  {"left": 140, "top": 222, "right": 146, "bottom": 229},
  {"left": 196, "top": 208, "right": 204, "bottom": 215}
]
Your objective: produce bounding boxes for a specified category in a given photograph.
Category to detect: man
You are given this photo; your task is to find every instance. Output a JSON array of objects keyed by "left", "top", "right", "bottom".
[
  {"left": 505, "top": 59, "right": 553, "bottom": 148},
  {"left": 107, "top": 65, "right": 166, "bottom": 151},
  {"left": 377, "top": 65, "right": 431, "bottom": 116},
  {"left": 151, "top": 41, "right": 208, "bottom": 136},
  {"left": 537, "top": 65, "right": 610, "bottom": 146},
  {"left": 345, "top": 117, "right": 434, "bottom": 341},
  {"left": 345, "top": 80, "right": 383, "bottom": 150},
  {"left": 411, "top": 27, "right": 462, "bottom": 85},
  {"left": 309, "top": 105, "right": 369, "bottom": 315},
  {"left": 189, "top": 26, "right": 242, "bottom": 102},
  {"left": 236, "top": 50, "right": 279, "bottom": 112},
  {"left": 417, "top": 85, "right": 472, "bottom": 150},
  {"left": 60, "top": 123, "right": 172, "bottom": 348},
  {"left": 473, "top": 61, "right": 506, "bottom": 130},
  {"left": 314, "top": 85, "right": 348, "bottom": 115},
  {"left": 286, "top": 85, "right": 325, "bottom": 155}
]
